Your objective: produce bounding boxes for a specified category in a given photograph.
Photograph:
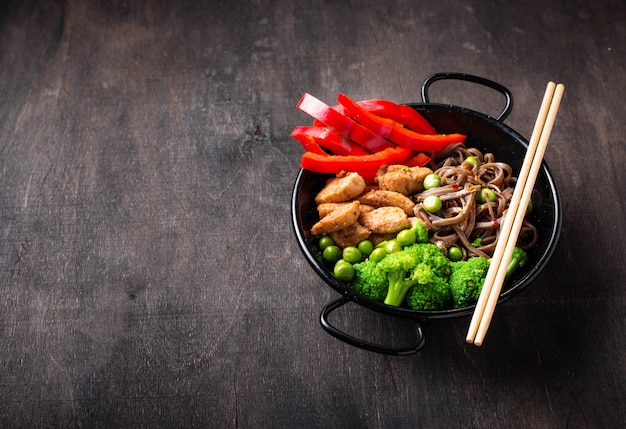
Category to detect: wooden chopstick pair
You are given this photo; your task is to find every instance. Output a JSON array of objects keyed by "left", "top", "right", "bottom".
[{"left": 466, "top": 81, "right": 565, "bottom": 346}]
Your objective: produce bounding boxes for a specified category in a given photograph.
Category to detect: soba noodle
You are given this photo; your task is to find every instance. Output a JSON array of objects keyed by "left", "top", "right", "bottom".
[{"left": 414, "top": 143, "right": 538, "bottom": 260}]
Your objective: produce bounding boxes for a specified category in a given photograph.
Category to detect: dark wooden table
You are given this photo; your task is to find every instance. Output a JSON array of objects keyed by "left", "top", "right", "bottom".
[{"left": 1, "top": 1, "right": 624, "bottom": 427}]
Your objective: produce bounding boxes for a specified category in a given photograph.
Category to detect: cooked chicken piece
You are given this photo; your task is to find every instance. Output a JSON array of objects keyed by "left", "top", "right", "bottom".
[
  {"left": 359, "top": 206, "right": 411, "bottom": 234},
  {"left": 329, "top": 222, "right": 371, "bottom": 248},
  {"left": 315, "top": 171, "right": 367, "bottom": 204},
  {"left": 317, "top": 201, "right": 373, "bottom": 218},
  {"left": 358, "top": 204, "right": 375, "bottom": 214},
  {"left": 317, "top": 202, "right": 347, "bottom": 218},
  {"left": 357, "top": 189, "right": 415, "bottom": 216},
  {"left": 311, "top": 200, "right": 360, "bottom": 235},
  {"left": 375, "top": 164, "right": 433, "bottom": 196}
]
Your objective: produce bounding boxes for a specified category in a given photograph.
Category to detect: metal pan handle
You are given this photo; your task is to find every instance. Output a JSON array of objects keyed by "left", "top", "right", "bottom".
[
  {"left": 421, "top": 72, "right": 513, "bottom": 121},
  {"left": 319, "top": 297, "right": 425, "bottom": 356}
]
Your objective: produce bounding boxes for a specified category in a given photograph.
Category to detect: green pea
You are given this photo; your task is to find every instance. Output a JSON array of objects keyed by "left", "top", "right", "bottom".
[
  {"left": 396, "top": 229, "right": 417, "bottom": 247},
  {"left": 464, "top": 155, "right": 479, "bottom": 166},
  {"left": 448, "top": 246, "right": 463, "bottom": 262},
  {"left": 423, "top": 173, "right": 442, "bottom": 190},
  {"left": 323, "top": 245, "right": 341, "bottom": 263},
  {"left": 477, "top": 188, "right": 497, "bottom": 203},
  {"left": 318, "top": 235, "right": 335, "bottom": 250},
  {"left": 357, "top": 239, "right": 374, "bottom": 256},
  {"left": 333, "top": 260, "right": 354, "bottom": 282},
  {"left": 369, "top": 247, "right": 387, "bottom": 263},
  {"left": 383, "top": 239, "right": 403, "bottom": 254},
  {"left": 342, "top": 246, "right": 363, "bottom": 264},
  {"left": 423, "top": 195, "right": 443, "bottom": 213}
]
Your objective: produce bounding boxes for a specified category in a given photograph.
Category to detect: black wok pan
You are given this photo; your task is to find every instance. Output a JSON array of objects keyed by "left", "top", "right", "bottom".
[{"left": 291, "top": 73, "right": 562, "bottom": 355}]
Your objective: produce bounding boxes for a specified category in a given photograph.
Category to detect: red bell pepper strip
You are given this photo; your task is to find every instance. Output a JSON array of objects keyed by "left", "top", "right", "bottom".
[
  {"left": 290, "top": 126, "right": 370, "bottom": 156},
  {"left": 355, "top": 100, "right": 437, "bottom": 135},
  {"left": 337, "top": 92, "right": 466, "bottom": 152},
  {"left": 328, "top": 99, "right": 437, "bottom": 135},
  {"left": 291, "top": 132, "right": 327, "bottom": 155},
  {"left": 297, "top": 93, "right": 394, "bottom": 152},
  {"left": 405, "top": 152, "right": 431, "bottom": 167},
  {"left": 301, "top": 145, "right": 414, "bottom": 183}
]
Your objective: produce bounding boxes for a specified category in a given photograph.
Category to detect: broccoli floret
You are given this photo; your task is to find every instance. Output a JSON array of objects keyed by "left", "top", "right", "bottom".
[
  {"left": 376, "top": 243, "right": 452, "bottom": 307},
  {"left": 351, "top": 241, "right": 459, "bottom": 309},
  {"left": 350, "top": 259, "right": 388, "bottom": 302},
  {"left": 411, "top": 262, "right": 436, "bottom": 285},
  {"left": 404, "top": 243, "right": 452, "bottom": 279},
  {"left": 377, "top": 249, "right": 421, "bottom": 306},
  {"left": 505, "top": 247, "right": 529, "bottom": 281},
  {"left": 448, "top": 257, "right": 491, "bottom": 308},
  {"left": 404, "top": 262, "right": 452, "bottom": 310},
  {"left": 410, "top": 219, "right": 429, "bottom": 244},
  {"left": 405, "top": 274, "right": 452, "bottom": 310}
]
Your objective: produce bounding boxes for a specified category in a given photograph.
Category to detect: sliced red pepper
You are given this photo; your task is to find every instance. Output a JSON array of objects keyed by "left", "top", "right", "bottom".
[
  {"left": 297, "top": 93, "right": 394, "bottom": 152},
  {"left": 355, "top": 100, "right": 437, "bottom": 135},
  {"left": 291, "top": 132, "right": 327, "bottom": 155},
  {"left": 327, "top": 99, "right": 437, "bottom": 135},
  {"left": 337, "top": 92, "right": 466, "bottom": 152},
  {"left": 405, "top": 152, "right": 431, "bottom": 167},
  {"left": 290, "top": 126, "right": 370, "bottom": 156},
  {"left": 301, "top": 145, "right": 413, "bottom": 182}
]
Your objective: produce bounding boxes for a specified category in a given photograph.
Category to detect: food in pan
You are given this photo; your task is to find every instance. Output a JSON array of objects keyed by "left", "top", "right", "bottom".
[
  {"left": 312, "top": 159, "right": 530, "bottom": 310},
  {"left": 292, "top": 93, "right": 534, "bottom": 310}
]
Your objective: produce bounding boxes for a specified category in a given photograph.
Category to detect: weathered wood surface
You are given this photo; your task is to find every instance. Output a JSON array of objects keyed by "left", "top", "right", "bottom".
[{"left": 1, "top": 0, "right": 624, "bottom": 427}]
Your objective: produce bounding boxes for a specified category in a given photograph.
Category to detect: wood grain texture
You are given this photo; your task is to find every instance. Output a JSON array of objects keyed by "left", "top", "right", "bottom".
[{"left": 1, "top": 0, "right": 624, "bottom": 427}]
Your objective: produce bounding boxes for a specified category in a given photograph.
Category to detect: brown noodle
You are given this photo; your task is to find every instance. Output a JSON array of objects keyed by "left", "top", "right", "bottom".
[{"left": 414, "top": 143, "right": 538, "bottom": 260}]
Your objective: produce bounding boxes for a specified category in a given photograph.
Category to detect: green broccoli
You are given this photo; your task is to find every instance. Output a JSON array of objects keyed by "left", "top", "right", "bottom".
[
  {"left": 405, "top": 243, "right": 452, "bottom": 279},
  {"left": 404, "top": 263, "right": 452, "bottom": 310},
  {"left": 411, "top": 262, "right": 436, "bottom": 285},
  {"left": 351, "top": 240, "right": 526, "bottom": 310},
  {"left": 448, "top": 256, "right": 491, "bottom": 308},
  {"left": 376, "top": 243, "right": 452, "bottom": 307},
  {"left": 505, "top": 247, "right": 529, "bottom": 281},
  {"left": 351, "top": 259, "right": 388, "bottom": 302},
  {"left": 377, "top": 249, "right": 421, "bottom": 306},
  {"left": 409, "top": 219, "right": 429, "bottom": 244}
]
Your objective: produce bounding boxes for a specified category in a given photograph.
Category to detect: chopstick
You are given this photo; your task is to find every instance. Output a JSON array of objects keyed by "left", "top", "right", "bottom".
[{"left": 466, "top": 81, "right": 565, "bottom": 346}]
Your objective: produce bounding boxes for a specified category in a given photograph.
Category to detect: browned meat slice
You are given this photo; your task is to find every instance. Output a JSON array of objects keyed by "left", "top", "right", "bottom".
[
  {"left": 359, "top": 206, "right": 410, "bottom": 234},
  {"left": 358, "top": 204, "right": 375, "bottom": 214},
  {"left": 317, "top": 202, "right": 347, "bottom": 218},
  {"left": 357, "top": 189, "right": 415, "bottom": 215},
  {"left": 375, "top": 164, "right": 433, "bottom": 196},
  {"left": 311, "top": 200, "right": 360, "bottom": 235},
  {"left": 315, "top": 171, "right": 367, "bottom": 204},
  {"left": 329, "top": 222, "right": 371, "bottom": 248}
]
